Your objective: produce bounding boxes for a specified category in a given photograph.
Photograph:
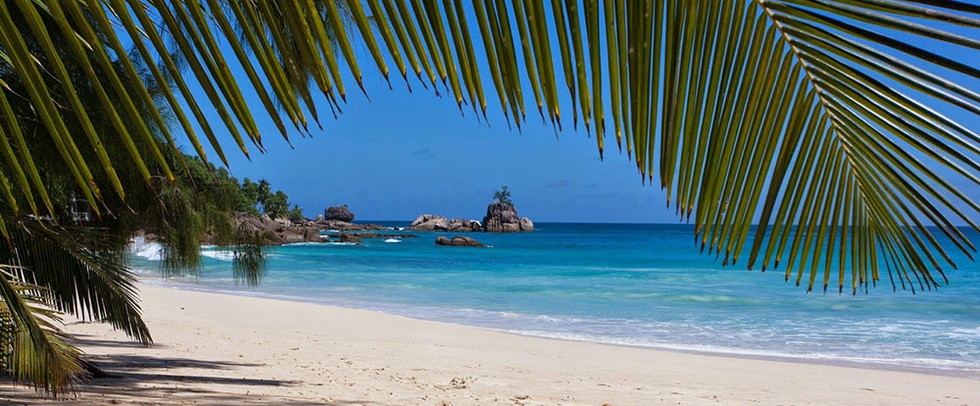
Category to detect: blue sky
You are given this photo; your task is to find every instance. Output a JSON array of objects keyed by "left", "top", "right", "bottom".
[
  {"left": 181, "top": 5, "right": 980, "bottom": 225},
  {"left": 187, "top": 7, "right": 680, "bottom": 224},
  {"left": 206, "top": 75, "right": 672, "bottom": 223}
]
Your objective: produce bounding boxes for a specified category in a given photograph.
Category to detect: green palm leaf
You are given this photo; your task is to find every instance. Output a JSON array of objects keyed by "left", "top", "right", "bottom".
[
  {"left": 0, "top": 1, "right": 976, "bottom": 297},
  {"left": 0, "top": 216, "right": 157, "bottom": 393},
  {"left": 0, "top": 265, "right": 85, "bottom": 394},
  {"left": 0, "top": 220, "right": 151, "bottom": 344}
]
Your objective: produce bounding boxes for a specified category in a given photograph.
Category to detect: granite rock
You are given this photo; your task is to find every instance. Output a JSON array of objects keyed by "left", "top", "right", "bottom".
[
  {"left": 323, "top": 205, "right": 355, "bottom": 222},
  {"left": 483, "top": 202, "right": 530, "bottom": 233}
]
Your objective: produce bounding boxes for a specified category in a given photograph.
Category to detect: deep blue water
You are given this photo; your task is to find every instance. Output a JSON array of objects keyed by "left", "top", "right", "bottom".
[{"left": 130, "top": 223, "right": 980, "bottom": 377}]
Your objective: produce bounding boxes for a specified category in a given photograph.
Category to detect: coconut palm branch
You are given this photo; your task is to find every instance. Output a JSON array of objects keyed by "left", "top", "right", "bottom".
[
  {"left": 0, "top": 264, "right": 86, "bottom": 394},
  {"left": 0, "top": 216, "right": 152, "bottom": 392},
  {"left": 0, "top": 219, "right": 151, "bottom": 344},
  {"left": 1, "top": 1, "right": 978, "bottom": 296}
]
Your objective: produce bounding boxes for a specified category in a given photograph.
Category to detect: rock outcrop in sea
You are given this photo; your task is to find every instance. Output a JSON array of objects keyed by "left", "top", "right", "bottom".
[
  {"left": 409, "top": 214, "right": 482, "bottom": 232},
  {"left": 410, "top": 202, "right": 533, "bottom": 233},
  {"left": 482, "top": 202, "right": 533, "bottom": 233},
  {"left": 435, "top": 235, "right": 485, "bottom": 247},
  {"left": 323, "top": 205, "right": 355, "bottom": 222}
]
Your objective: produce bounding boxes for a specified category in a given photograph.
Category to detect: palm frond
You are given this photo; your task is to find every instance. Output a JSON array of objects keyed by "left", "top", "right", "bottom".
[
  {"left": 0, "top": 265, "right": 85, "bottom": 394},
  {"left": 0, "top": 220, "right": 151, "bottom": 344},
  {"left": 0, "top": 1, "right": 977, "bottom": 294}
]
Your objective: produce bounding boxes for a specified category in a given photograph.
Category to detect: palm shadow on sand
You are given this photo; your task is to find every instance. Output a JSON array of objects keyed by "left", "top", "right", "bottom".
[{"left": 0, "top": 334, "right": 394, "bottom": 406}]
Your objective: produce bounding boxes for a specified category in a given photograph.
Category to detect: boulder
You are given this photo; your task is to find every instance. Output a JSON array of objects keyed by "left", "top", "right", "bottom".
[
  {"left": 483, "top": 202, "right": 529, "bottom": 233},
  {"left": 323, "top": 205, "right": 355, "bottom": 222},
  {"left": 447, "top": 218, "right": 483, "bottom": 232},
  {"left": 262, "top": 216, "right": 284, "bottom": 232},
  {"left": 436, "top": 235, "right": 484, "bottom": 247},
  {"left": 520, "top": 217, "right": 534, "bottom": 232},
  {"left": 339, "top": 233, "right": 362, "bottom": 243},
  {"left": 453, "top": 236, "right": 484, "bottom": 247},
  {"left": 315, "top": 214, "right": 324, "bottom": 222},
  {"left": 410, "top": 214, "right": 450, "bottom": 231},
  {"left": 303, "top": 228, "right": 320, "bottom": 241},
  {"left": 230, "top": 212, "right": 284, "bottom": 244},
  {"left": 280, "top": 230, "right": 307, "bottom": 244}
]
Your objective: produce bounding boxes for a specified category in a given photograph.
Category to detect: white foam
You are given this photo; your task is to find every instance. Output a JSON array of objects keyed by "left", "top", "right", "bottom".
[
  {"left": 501, "top": 329, "right": 980, "bottom": 372},
  {"left": 200, "top": 250, "right": 235, "bottom": 261},
  {"left": 384, "top": 238, "right": 402, "bottom": 243},
  {"left": 129, "top": 237, "right": 163, "bottom": 261},
  {"left": 283, "top": 241, "right": 359, "bottom": 247}
]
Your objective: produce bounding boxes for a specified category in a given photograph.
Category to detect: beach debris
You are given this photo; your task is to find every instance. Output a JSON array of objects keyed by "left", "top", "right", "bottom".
[
  {"left": 511, "top": 394, "right": 531, "bottom": 405},
  {"left": 441, "top": 376, "right": 475, "bottom": 389}
]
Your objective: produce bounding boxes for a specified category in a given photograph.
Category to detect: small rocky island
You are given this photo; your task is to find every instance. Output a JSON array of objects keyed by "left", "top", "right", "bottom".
[
  {"left": 409, "top": 215, "right": 483, "bottom": 232},
  {"left": 410, "top": 186, "right": 533, "bottom": 234},
  {"left": 411, "top": 187, "right": 533, "bottom": 248},
  {"left": 482, "top": 201, "right": 534, "bottom": 233}
]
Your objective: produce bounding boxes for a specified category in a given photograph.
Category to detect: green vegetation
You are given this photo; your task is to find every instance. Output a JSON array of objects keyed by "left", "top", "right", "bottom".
[
  {"left": 0, "top": 0, "right": 979, "bottom": 395},
  {"left": 238, "top": 177, "right": 300, "bottom": 220},
  {"left": 493, "top": 186, "right": 513, "bottom": 206},
  {"left": 0, "top": 4, "right": 285, "bottom": 391},
  {"left": 289, "top": 205, "right": 305, "bottom": 222}
]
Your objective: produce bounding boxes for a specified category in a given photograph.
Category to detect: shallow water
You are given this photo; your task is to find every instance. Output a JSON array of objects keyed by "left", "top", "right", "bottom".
[{"left": 130, "top": 223, "right": 980, "bottom": 377}]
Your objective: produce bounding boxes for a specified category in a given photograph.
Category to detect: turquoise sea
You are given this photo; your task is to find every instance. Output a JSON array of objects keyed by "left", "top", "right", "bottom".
[{"left": 130, "top": 223, "right": 980, "bottom": 378}]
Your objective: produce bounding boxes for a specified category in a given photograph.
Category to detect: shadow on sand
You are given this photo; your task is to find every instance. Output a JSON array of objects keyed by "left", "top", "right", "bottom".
[{"left": 0, "top": 335, "right": 394, "bottom": 406}]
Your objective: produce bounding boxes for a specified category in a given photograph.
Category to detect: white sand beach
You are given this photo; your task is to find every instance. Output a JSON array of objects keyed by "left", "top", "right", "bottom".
[{"left": 1, "top": 282, "right": 977, "bottom": 405}]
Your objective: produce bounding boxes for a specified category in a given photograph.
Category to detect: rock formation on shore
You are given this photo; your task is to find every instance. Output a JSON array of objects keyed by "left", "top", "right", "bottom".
[
  {"left": 409, "top": 214, "right": 482, "bottom": 232},
  {"left": 225, "top": 205, "right": 412, "bottom": 245},
  {"left": 482, "top": 202, "right": 533, "bottom": 232}
]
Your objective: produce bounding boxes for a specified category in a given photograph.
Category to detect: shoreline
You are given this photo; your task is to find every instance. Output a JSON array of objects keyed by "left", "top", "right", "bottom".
[
  {"left": 3, "top": 281, "right": 974, "bottom": 405},
  {"left": 139, "top": 277, "right": 980, "bottom": 381}
]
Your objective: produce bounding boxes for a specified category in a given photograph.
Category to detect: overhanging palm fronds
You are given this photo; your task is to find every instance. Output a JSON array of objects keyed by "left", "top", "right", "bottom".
[
  {"left": 1, "top": 1, "right": 978, "bottom": 294},
  {"left": 0, "top": 216, "right": 153, "bottom": 393},
  {"left": 0, "top": 220, "right": 151, "bottom": 344},
  {"left": 0, "top": 264, "right": 85, "bottom": 394}
]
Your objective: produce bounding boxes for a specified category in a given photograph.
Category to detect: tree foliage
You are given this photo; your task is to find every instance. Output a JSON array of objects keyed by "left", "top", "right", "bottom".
[
  {"left": 0, "top": 2, "right": 285, "bottom": 391},
  {"left": 288, "top": 205, "right": 305, "bottom": 222},
  {"left": 238, "top": 178, "right": 261, "bottom": 215},
  {"left": 236, "top": 178, "right": 299, "bottom": 219},
  {"left": 493, "top": 186, "right": 513, "bottom": 206}
]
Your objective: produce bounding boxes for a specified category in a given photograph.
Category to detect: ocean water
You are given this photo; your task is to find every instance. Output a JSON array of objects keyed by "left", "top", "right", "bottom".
[{"left": 129, "top": 223, "right": 980, "bottom": 377}]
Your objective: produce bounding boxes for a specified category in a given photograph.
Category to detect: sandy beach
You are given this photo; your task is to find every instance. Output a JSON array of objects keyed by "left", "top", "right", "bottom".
[{"left": 1, "top": 282, "right": 977, "bottom": 405}]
